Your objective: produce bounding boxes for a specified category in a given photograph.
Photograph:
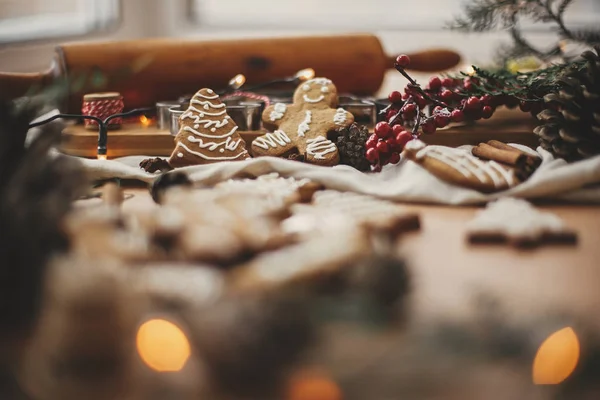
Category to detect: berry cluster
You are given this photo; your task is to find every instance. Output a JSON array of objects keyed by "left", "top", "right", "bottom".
[{"left": 364, "top": 54, "right": 546, "bottom": 171}]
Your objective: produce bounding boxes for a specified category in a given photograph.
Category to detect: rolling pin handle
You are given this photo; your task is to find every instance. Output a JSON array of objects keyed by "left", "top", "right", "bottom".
[{"left": 387, "top": 49, "right": 462, "bottom": 73}]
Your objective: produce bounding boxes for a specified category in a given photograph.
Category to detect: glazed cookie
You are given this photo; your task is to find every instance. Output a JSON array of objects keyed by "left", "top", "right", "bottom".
[
  {"left": 251, "top": 78, "right": 354, "bottom": 166},
  {"left": 231, "top": 225, "right": 372, "bottom": 292},
  {"left": 168, "top": 88, "right": 250, "bottom": 168},
  {"left": 215, "top": 173, "right": 323, "bottom": 205},
  {"left": 283, "top": 190, "right": 420, "bottom": 238},
  {"left": 466, "top": 198, "right": 577, "bottom": 248},
  {"left": 403, "top": 139, "right": 519, "bottom": 193}
]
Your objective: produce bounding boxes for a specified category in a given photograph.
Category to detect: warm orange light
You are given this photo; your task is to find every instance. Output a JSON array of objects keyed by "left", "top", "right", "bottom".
[
  {"left": 229, "top": 74, "right": 246, "bottom": 90},
  {"left": 295, "top": 68, "right": 315, "bottom": 82},
  {"left": 140, "top": 115, "right": 151, "bottom": 127},
  {"left": 97, "top": 154, "right": 107, "bottom": 160},
  {"left": 136, "top": 318, "right": 191, "bottom": 373},
  {"left": 533, "top": 327, "right": 580, "bottom": 385},
  {"left": 465, "top": 65, "right": 476, "bottom": 76},
  {"left": 287, "top": 369, "right": 342, "bottom": 400}
]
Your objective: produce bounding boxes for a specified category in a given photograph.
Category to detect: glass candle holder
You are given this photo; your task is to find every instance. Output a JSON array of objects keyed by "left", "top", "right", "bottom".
[
  {"left": 156, "top": 101, "right": 181, "bottom": 131},
  {"left": 339, "top": 96, "right": 377, "bottom": 128}
]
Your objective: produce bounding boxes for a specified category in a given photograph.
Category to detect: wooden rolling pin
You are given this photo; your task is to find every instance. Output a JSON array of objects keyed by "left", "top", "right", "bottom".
[{"left": 0, "top": 34, "right": 460, "bottom": 114}]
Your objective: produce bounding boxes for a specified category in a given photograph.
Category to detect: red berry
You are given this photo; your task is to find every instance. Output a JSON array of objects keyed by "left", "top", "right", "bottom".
[
  {"left": 465, "top": 96, "right": 481, "bottom": 111},
  {"left": 480, "top": 94, "right": 493, "bottom": 106},
  {"left": 421, "top": 120, "right": 437, "bottom": 134},
  {"left": 441, "top": 77, "right": 454, "bottom": 88},
  {"left": 375, "top": 121, "right": 392, "bottom": 138},
  {"left": 366, "top": 147, "right": 379, "bottom": 162},
  {"left": 440, "top": 90, "right": 454, "bottom": 102},
  {"left": 395, "top": 130, "right": 412, "bottom": 148},
  {"left": 396, "top": 54, "right": 411, "bottom": 67},
  {"left": 392, "top": 124, "right": 405, "bottom": 135},
  {"left": 519, "top": 101, "right": 531, "bottom": 112},
  {"left": 365, "top": 136, "right": 378, "bottom": 149},
  {"left": 428, "top": 76, "right": 442, "bottom": 91},
  {"left": 376, "top": 140, "right": 390, "bottom": 154},
  {"left": 464, "top": 79, "right": 475, "bottom": 91},
  {"left": 388, "top": 90, "right": 403, "bottom": 104},
  {"left": 402, "top": 92, "right": 409, "bottom": 100},
  {"left": 481, "top": 105, "right": 494, "bottom": 119},
  {"left": 389, "top": 152, "right": 401, "bottom": 164},
  {"left": 433, "top": 105, "right": 443, "bottom": 114},
  {"left": 385, "top": 137, "right": 396, "bottom": 147},
  {"left": 372, "top": 164, "right": 382, "bottom": 172},
  {"left": 434, "top": 115, "right": 450, "bottom": 128},
  {"left": 451, "top": 109, "right": 464, "bottom": 122},
  {"left": 402, "top": 103, "right": 417, "bottom": 118},
  {"left": 386, "top": 108, "right": 398, "bottom": 120},
  {"left": 414, "top": 95, "right": 428, "bottom": 109}
]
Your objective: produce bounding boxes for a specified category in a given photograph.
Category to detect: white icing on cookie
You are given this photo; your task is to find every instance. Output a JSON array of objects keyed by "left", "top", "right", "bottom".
[
  {"left": 269, "top": 103, "right": 287, "bottom": 122},
  {"left": 192, "top": 98, "right": 226, "bottom": 109},
  {"left": 321, "top": 86, "right": 329, "bottom": 93},
  {"left": 177, "top": 152, "right": 184, "bottom": 158},
  {"left": 306, "top": 136, "right": 336, "bottom": 160},
  {"left": 298, "top": 110, "right": 312, "bottom": 137},
  {"left": 211, "top": 128, "right": 216, "bottom": 132},
  {"left": 194, "top": 124, "right": 199, "bottom": 129},
  {"left": 184, "top": 125, "right": 239, "bottom": 139},
  {"left": 252, "top": 130, "right": 291, "bottom": 150},
  {"left": 415, "top": 145, "right": 514, "bottom": 188},
  {"left": 302, "top": 84, "right": 311, "bottom": 91},
  {"left": 184, "top": 117, "right": 230, "bottom": 129},
  {"left": 333, "top": 108, "right": 347, "bottom": 125},
  {"left": 187, "top": 135, "right": 243, "bottom": 152},
  {"left": 466, "top": 198, "right": 566, "bottom": 240},
  {"left": 303, "top": 94, "right": 325, "bottom": 104},
  {"left": 207, "top": 89, "right": 214, "bottom": 94},
  {"left": 306, "top": 78, "right": 332, "bottom": 86},
  {"left": 196, "top": 90, "right": 218, "bottom": 100}
]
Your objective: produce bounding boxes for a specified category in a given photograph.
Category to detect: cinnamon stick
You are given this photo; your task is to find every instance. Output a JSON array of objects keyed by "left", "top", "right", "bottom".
[
  {"left": 486, "top": 140, "right": 523, "bottom": 153},
  {"left": 472, "top": 143, "right": 525, "bottom": 166}
]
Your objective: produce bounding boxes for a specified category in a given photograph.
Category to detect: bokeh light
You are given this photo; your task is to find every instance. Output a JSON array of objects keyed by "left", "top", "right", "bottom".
[
  {"left": 136, "top": 318, "right": 191, "bottom": 373},
  {"left": 533, "top": 327, "right": 580, "bottom": 385}
]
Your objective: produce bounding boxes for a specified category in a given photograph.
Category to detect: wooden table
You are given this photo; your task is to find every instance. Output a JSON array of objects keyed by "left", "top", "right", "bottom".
[{"left": 120, "top": 188, "right": 600, "bottom": 326}]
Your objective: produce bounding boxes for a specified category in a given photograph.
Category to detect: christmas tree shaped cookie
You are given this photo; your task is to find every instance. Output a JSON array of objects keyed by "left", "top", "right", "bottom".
[
  {"left": 169, "top": 88, "right": 250, "bottom": 167},
  {"left": 141, "top": 88, "right": 250, "bottom": 172}
]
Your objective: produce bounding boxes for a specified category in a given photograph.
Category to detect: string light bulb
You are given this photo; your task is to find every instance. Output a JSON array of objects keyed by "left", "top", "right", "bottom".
[
  {"left": 139, "top": 115, "right": 151, "bottom": 127},
  {"left": 97, "top": 154, "right": 108, "bottom": 160},
  {"left": 137, "top": 318, "right": 191, "bottom": 373},
  {"left": 533, "top": 327, "right": 580, "bottom": 385},
  {"left": 229, "top": 74, "right": 246, "bottom": 90},
  {"left": 295, "top": 68, "right": 315, "bottom": 82}
]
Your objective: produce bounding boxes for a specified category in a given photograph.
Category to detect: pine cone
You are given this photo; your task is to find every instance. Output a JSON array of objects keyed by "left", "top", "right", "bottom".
[
  {"left": 534, "top": 48, "right": 600, "bottom": 161},
  {"left": 333, "top": 123, "right": 372, "bottom": 171}
]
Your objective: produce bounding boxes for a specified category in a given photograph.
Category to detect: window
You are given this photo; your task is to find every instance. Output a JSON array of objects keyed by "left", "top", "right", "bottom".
[
  {"left": 189, "top": 0, "right": 600, "bottom": 31},
  {"left": 0, "top": 0, "right": 120, "bottom": 44}
]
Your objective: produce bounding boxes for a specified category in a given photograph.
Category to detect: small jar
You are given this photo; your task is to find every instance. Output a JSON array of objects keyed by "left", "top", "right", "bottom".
[{"left": 82, "top": 92, "right": 124, "bottom": 130}]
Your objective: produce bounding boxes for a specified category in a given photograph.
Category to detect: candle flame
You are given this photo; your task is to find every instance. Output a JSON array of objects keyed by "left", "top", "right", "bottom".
[
  {"left": 533, "top": 327, "right": 580, "bottom": 385},
  {"left": 97, "top": 154, "right": 107, "bottom": 160},
  {"left": 229, "top": 74, "right": 246, "bottom": 90},
  {"left": 296, "top": 68, "right": 315, "bottom": 82},
  {"left": 137, "top": 318, "right": 191, "bottom": 373},
  {"left": 140, "top": 115, "right": 151, "bottom": 127}
]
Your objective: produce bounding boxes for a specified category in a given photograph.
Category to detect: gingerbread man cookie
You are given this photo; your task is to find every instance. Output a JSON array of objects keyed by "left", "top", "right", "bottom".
[{"left": 251, "top": 78, "right": 354, "bottom": 166}]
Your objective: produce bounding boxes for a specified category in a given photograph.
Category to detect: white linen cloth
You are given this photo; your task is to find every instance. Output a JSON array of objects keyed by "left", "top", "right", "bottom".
[{"left": 73, "top": 145, "right": 600, "bottom": 205}]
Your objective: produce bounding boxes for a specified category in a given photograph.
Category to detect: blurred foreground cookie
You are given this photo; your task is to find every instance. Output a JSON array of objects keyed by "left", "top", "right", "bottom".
[
  {"left": 283, "top": 190, "right": 420, "bottom": 238},
  {"left": 231, "top": 226, "right": 372, "bottom": 291},
  {"left": 403, "top": 139, "right": 520, "bottom": 193},
  {"left": 466, "top": 198, "right": 577, "bottom": 248},
  {"left": 215, "top": 173, "right": 323, "bottom": 205}
]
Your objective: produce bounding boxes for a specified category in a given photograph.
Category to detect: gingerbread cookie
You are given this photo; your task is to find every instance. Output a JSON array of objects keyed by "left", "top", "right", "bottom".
[
  {"left": 142, "top": 89, "right": 250, "bottom": 171},
  {"left": 251, "top": 78, "right": 354, "bottom": 166},
  {"left": 466, "top": 198, "right": 577, "bottom": 247},
  {"left": 215, "top": 173, "right": 323, "bottom": 206},
  {"left": 283, "top": 190, "right": 420, "bottom": 238},
  {"left": 231, "top": 225, "right": 372, "bottom": 292},
  {"left": 403, "top": 139, "right": 519, "bottom": 193}
]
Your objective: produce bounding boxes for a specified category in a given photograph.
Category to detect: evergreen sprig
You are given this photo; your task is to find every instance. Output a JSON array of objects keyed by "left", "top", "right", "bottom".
[{"left": 448, "top": 0, "right": 600, "bottom": 63}]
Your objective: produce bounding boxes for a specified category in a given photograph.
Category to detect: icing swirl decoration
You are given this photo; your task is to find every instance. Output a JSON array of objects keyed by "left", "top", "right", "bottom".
[
  {"left": 252, "top": 130, "right": 292, "bottom": 150},
  {"left": 269, "top": 103, "right": 287, "bottom": 122},
  {"left": 298, "top": 111, "right": 312, "bottom": 137},
  {"left": 306, "top": 136, "right": 336, "bottom": 160},
  {"left": 333, "top": 108, "right": 347, "bottom": 125}
]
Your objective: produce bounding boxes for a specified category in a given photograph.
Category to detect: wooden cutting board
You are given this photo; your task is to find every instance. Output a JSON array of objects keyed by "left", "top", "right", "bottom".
[{"left": 61, "top": 108, "right": 539, "bottom": 159}]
